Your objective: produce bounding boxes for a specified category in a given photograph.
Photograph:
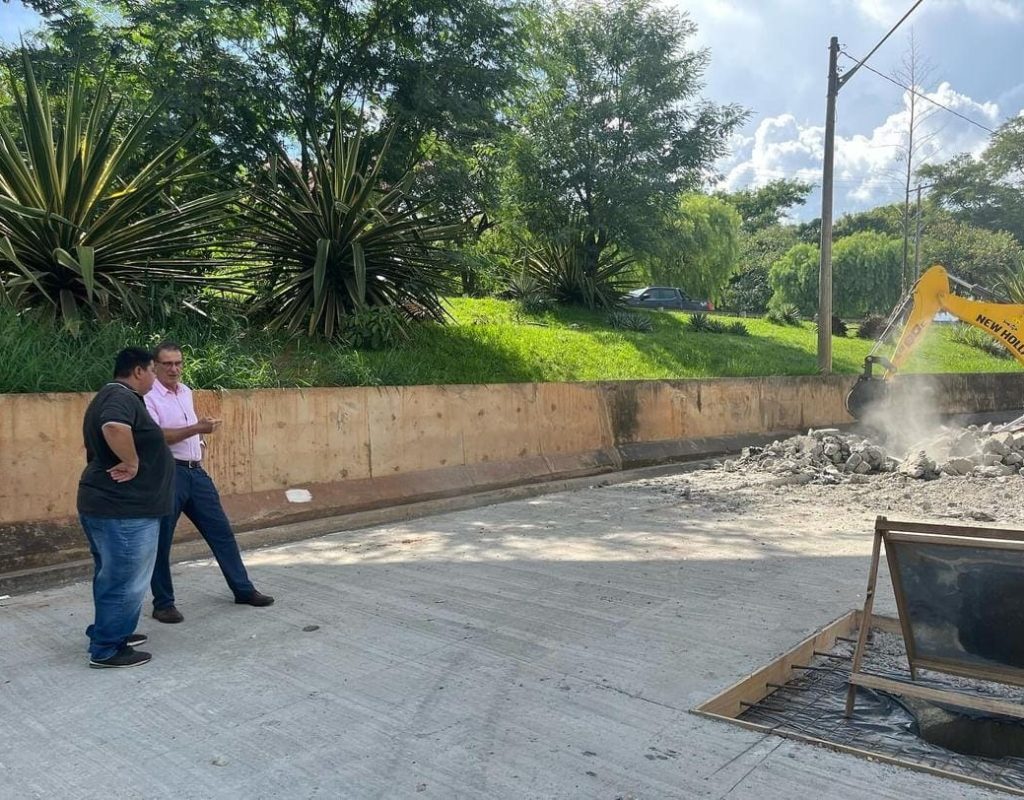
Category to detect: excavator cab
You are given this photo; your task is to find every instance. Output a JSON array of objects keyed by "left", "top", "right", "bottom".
[{"left": 845, "top": 265, "right": 1024, "bottom": 420}]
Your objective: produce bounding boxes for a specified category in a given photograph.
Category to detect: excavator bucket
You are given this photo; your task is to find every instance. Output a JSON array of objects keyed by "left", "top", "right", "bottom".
[
  {"left": 845, "top": 374, "right": 889, "bottom": 420},
  {"left": 845, "top": 355, "right": 895, "bottom": 420}
]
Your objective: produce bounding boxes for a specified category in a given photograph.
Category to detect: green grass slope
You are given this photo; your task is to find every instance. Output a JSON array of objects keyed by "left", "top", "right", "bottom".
[{"left": 1, "top": 299, "right": 1018, "bottom": 393}]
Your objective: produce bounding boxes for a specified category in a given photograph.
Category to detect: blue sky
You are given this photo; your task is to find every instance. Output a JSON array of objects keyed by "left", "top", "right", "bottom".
[
  {"left": 3, "top": 0, "right": 1022, "bottom": 220},
  {"left": 684, "top": 0, "right": 1024, "bottom": 218}
]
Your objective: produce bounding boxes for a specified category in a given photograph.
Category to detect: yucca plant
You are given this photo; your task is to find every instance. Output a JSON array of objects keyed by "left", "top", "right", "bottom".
[
  {"left": 1001, "top": 269, "right": 1024, "bottom": 304},
  {"left": 687, "top": 312, "right": 730, "bottom": 334},
  {"left": 0, "top": 52, "right": 238, "bottom": 331},
  {"left": 521, "top": 230, "right": 635, "bottom": 310},
  {"left": 764, "top": 304, "right": 802, "bottom": 326},
  {"left": 502, "top": 268, "right": 551, "bottom": 314},
  {"left": 245, "top": 109, "right": 465, "bottom": 339},
  {"left": 606, "top": 310, "right": 654, "bottom": 333}
]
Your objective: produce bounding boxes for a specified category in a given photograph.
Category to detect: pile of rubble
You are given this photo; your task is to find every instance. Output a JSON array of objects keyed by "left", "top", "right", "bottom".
[{"left": 723, "top": 425, "right": 1024, "bottom": 484}]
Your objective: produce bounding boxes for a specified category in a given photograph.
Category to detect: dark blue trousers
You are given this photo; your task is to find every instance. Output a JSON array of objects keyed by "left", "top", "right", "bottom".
[{"left": 151, "top": 465, "right": 255, "bottom": 610}]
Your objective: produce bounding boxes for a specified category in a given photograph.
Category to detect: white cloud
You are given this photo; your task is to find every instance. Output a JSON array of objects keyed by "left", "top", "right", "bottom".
[{"left": 718, "top": 83, "right": 1006, "bottom": 218}]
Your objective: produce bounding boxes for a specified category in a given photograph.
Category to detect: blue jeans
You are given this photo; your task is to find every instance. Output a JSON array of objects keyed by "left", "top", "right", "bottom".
[
  {"left": 80, "top": 515, "right": 160, "bottom": 660},
  {"left": 151, "top": 465, "right": 255, "bottom": 610}
]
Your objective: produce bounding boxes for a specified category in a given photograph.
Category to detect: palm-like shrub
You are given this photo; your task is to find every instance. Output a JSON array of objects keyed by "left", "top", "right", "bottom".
[
  {"left": 245, "top": 113, "right": 465, "bottom": 339},
  {"left": 1001, "top": 270, "right": 1024, "bottom": 304},
  {"left": 0, "top": 53, "right": 236, "bottom": 330},
  {"left": 501, "top": 268, "right": 551, "bottom": 314},
  {"left": 764, "top": 304, "right": 802, "bottom": 326},
  {"left": 606, "top": 310, "right": 654, "bottom": 333},
  {"left": 522, "top": 232, "right": 635, "bottom": 310}
]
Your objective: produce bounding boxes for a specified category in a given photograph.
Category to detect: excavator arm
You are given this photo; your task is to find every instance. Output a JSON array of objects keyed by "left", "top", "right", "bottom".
[{"left": 845, "top": 265, "right": 1024, "bottom": 419}]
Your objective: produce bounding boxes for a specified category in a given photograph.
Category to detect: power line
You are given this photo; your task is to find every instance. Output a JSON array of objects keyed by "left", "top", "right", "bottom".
[
  {"left": 839, "top": 51, "right": 996, "bottom": 135},
  {"left": 839, "top": 0, "right": 926, "bottom": 88}
]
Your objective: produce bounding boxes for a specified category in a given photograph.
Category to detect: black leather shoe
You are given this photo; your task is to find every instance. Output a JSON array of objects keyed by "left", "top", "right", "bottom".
[
  {"left": 153, "top": 606, "right": 184, "bottom": 624},
  {"left": 235, "top": 590, "right": 275, "bottom": 607}
]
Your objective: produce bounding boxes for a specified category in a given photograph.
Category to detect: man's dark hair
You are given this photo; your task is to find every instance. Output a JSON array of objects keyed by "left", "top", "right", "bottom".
[
  {"left": 113, "top": 347, "right": 155, "bottom": 378},
  {"left": 153, "top": 340, "right": 183, "bottom": 360}
]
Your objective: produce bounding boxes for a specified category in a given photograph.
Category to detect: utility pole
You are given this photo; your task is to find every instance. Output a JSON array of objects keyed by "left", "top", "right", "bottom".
[
  {"left": 814, "top": 0, "right": 925, "bottom": 373},
  {"left": 817, "top": 36, "right": 840, "bottom": 374},
  {"left": 913, "top": 184, "right": 924, "bottom": 281}
]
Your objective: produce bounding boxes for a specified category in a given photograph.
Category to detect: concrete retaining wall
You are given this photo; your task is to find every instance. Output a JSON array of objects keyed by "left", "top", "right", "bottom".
[{"left": 2, "top": 372, "right": 1022, "bottom": 582}]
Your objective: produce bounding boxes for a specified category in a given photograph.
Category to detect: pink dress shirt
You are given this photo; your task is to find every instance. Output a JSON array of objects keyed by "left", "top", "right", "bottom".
[{"left": 144, "top": 380, "right": 203, "bottom": 461}]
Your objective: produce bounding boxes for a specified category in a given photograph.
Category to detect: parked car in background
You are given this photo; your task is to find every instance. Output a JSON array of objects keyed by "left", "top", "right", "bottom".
[{"left": 623, "top": 286, "right": 713, "bottom": 312}]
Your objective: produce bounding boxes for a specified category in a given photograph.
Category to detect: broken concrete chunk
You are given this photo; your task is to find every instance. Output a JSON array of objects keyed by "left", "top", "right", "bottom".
[
  {"left": 939, "top": 458, "right": 976, "bottom": 476},
  {"left": 897, "top": 451, "right": 938, "bottom": 480},
  {"left": 720, "top": 425, "right": 1024, "bottom": 485},
  {"left": 982, "top": 437, "right": 1010, "bottom": 456},
  {"left": 980, "top": 464, "right": 1017, "bottom": 478}
]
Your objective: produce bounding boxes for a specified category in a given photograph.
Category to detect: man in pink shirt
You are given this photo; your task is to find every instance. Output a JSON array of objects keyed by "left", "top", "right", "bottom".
[{"left": 144, "top": 341, "right": 274, "bottom": 623}]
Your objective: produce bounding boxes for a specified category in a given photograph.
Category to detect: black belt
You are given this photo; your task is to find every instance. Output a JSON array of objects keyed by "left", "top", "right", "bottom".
[{"left": 174, "top": 459, "right": 203, "bottom": 469}]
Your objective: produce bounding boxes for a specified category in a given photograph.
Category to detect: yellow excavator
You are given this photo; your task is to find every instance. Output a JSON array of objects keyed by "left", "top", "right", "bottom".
[{"left": 845, "top": 264, "right": 1024, "bottom": 419}]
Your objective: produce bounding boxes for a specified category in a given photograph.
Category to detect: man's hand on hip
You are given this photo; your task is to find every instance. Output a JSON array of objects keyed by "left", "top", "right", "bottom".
[{"left": 107, "top": 461, "right": 139, "bottom": 482}]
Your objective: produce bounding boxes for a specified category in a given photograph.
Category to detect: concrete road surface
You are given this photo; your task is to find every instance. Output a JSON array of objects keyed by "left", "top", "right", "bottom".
[{"left": 0, "top": 470, "right": 995, "bottom": 799}]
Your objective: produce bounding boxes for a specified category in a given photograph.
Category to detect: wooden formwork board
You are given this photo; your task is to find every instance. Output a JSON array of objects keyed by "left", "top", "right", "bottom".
[{"left": 691, "top": 609, "right": 1024, "bottom": 797}]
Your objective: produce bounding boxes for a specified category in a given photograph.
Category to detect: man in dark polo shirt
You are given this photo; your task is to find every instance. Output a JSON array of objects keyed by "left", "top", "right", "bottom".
[{"left": 77, "top": 347, "right": 174, "bottom": 668}]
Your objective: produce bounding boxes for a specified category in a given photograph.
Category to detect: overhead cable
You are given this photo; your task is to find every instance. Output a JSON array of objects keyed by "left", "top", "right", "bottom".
[{"left": 839, "top": 51, "right": 997, "bottom": 135}]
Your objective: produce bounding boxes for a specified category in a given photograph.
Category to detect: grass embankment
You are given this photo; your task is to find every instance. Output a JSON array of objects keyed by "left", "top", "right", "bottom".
[{"left": 1, "top": 299, "right": 1017, "bottom": 393}]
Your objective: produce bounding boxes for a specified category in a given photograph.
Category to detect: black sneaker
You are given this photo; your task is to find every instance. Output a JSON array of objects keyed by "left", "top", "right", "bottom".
[
  {"left": 127, "top": 633, "right": 148, "bottom": 648},
  {"left": 89, "top": 645, "right": 152, "bottom": 669}
]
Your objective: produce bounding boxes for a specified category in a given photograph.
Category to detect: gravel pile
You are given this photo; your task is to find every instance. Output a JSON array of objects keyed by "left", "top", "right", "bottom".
[{"left": 722, "top": 424, "right": 1024, "bottom": 484}]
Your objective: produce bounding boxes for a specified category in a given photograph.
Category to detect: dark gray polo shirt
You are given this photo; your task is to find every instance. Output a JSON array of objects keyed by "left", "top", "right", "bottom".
[{"left": 77, "top": 382, "right": 174, "bottom": 518}]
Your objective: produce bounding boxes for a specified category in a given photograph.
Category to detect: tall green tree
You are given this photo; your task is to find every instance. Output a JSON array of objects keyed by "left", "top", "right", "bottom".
[
  {"left": 505, "top": 0, "right": 745, "bottom": 271},
  {"left": 717, "top": 179, "right": 811, "bottom": 313},
  {"left": 832, "top": 231, "right": 902, "bottom": 317},
  {"left": 832, "top": 204, "right": 904, "bottom": 238},
  {"left": 5, "top": 0, "right": 527, "bottom": 220},
  {"left": 769, "top": 232, "right": 901, "bottom": 317},
  {"left": 718, "top": 178, "right": 811, "bottom": 234},
  {"left": 720, "top": 223, "right": 799, "bottom": 313},
  {"left": 920, "top": 217, "right": 1024, "bottom": 288},
  {"left": 918, "top": 117, "right": 1024, "bottom": 245},
  {"left": 768, "top": 242, "right": 819, "bottom": 315},
  {"left": 648, "top": 193, "right": 740, "bottom": 301}
]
